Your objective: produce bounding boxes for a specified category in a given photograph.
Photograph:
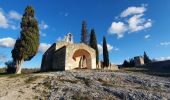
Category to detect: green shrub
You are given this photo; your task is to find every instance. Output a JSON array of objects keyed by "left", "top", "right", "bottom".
[{"left": 5, "top": 61, "right": 16, "bottom": 74}]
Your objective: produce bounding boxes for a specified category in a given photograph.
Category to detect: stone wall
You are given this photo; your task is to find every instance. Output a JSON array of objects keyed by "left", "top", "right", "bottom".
[
  {"left": 147, "top": 60, "right": 170, "bottom": 68},
  {"left": 65, "top": 43, "right": 96, "bottom": 70},
  {"left": 41, "top": 42, "right": 97, "bottom": 71},
  {"left": 134, "top": 56, "right": 144, "bottom": 66},
  {"left": 52, "top": 47, "right": 66, "bottom": 71},
  {"left": 41, "top": 43, "right": 56, "bottom": 71},
  {"left": 55, "top": 41, "right": 71, "bottom": 50}
]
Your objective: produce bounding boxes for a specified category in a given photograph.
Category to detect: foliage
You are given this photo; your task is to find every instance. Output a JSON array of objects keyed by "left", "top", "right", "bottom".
[
  {"left": 11, "top": 6, "right": 39, "bottom": 73},
  {"left": 5, "top": 61, "right": 16, "bottom": 74},
  {"left": 144, "top": 51, "right": 151, "bottom": 64},
  {"left": 129, "top": 58, "right": 135, "bottom": 67},
  {"left": 89, "top": 29, "right": 99, "bottom": 64},
  {"left": 81, "top": 20, "right": 88, "bottom": 44},
  {"left": 122, "top": 58, "right": 135, "bottom": 67},
  {"left": 122, "top": 60, "right": 130, "bottom": 67},
  {"left": 103, "top": 36, "right": 109, "bottom": 67}
]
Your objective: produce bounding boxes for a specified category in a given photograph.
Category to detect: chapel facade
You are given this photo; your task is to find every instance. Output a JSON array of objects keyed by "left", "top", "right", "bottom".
[{"left": 41, "top": 33, "right": 96, "bottom": 71}]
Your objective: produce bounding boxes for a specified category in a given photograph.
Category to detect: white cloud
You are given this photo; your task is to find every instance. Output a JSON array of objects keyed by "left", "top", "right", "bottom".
[
  {"left": 8, "top": 10, "right": 22, "bottom": 20},
  {"left": 97, "top": 43, "right": 117, "bottom": 55},
  {"left": 154, "top": 56, "right": 170, "bottom": 61},
  {"left": 114, "top": 47, "right": 119, "bottom": 51},
  {"left": 108, "top": 22, "right": 127, "bottom": 38},
  {"left": 120, "top": 6, "right": 146, "bottom": 17},
  {"left": 108, "top": 5, "right": 152, "bottom": 38},
  {"left": 0, "top": 9, "right": 20, "bottom": 30},
  {"left": 39, "top": 43, "right": 51, "bottom": 53},
  {"left": 0, "top": 37, "right": 16, "bottom": 48},
  {"left": 97, "top": 44, "right": 103, "bottom": 55},
  {"left": 0, "top": 10, "right": 9, "bottom": 28},
  {"left": 0, "top": 37, "right": 51, "bottom": 53},
  {"left": 128, "top": 14, "right": 152, "bottom": 32},
  {"left": 107, "top": 44, "right": 113, "bottom": 51},
  {"left": 39, "top": 21, "right": 48, "bottom": 30},
  {"left": 160, "top": 41, "right": 170, "bottom": 46},
  {"left": 144, "top": 34, "right": 151, "bottom": 39}
]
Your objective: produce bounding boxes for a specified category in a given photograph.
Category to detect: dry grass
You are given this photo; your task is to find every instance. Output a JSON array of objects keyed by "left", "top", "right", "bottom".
[{"left": 25, "top": 76, "right": 41, "bottom": 83}]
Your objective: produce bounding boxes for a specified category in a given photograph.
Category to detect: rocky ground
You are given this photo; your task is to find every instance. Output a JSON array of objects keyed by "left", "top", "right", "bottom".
[{"left": 0, "top": 69, "right": 170, "bottom": 100}]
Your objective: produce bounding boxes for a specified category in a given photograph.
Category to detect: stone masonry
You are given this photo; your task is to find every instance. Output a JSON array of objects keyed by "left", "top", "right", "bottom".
[{"left": 41, "top": 33, "right": 96, "bottom": 71}]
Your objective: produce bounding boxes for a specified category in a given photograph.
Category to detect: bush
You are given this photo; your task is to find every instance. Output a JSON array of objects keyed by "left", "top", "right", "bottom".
[
  {"left": 122, "top": 60, "right": 130, "bottom": 67},
  {"left": 5, "top": 61, "right": 16, "bottom": 74}
]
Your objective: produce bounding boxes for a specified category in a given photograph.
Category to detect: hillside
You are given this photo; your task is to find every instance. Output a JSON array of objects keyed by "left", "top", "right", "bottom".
[{"left": 0, "top": 70, "right": 170, "bottom": 100}]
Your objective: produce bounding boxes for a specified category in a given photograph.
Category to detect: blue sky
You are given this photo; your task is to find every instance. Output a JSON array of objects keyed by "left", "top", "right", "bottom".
[{"left": 0, "top": 0, "right": 170, "bottom": 68}]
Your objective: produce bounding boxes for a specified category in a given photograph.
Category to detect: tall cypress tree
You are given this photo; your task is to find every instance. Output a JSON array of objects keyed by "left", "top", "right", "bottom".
[
  {"left": 89, "top": 29, "right": 99, "bottom": 65},
  {"left": 103, "top": 36, "right": 109, "bottom": 67},
  {"left": 81, "top": 20, "right": 88, "bottom": 44},
  {"left": 12, "top": 6, "right": 39, "bottom": 74},
  {"left": 144, "top": 51, "right": 151, "bottom": 64}
]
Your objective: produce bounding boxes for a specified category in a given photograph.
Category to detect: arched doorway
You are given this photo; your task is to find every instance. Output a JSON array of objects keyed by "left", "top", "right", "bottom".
[{"left": 72, "top": 49, "right": 91, "bottom": 69}]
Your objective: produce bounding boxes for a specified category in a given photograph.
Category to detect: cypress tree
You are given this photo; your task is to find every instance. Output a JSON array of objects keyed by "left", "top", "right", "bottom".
[
  {"left": 11, "top": 6, "right": 39, "bottom": 74},
  {"left": 103, "top": 36, "right": 109, "bottom": 67},
  {"left": 89, "top": 29, "right": 99, "bottom": 65},
  {"left": 144, "top": 51, "right": 151, "bottom": 64},
  {"left": 81, "top": 20, "right": 88, "bottom": 44}
]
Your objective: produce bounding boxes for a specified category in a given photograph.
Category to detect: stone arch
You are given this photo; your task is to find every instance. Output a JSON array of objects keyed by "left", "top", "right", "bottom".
[{"left": 72, "top": 49, "right": 92, "bottom": 69}]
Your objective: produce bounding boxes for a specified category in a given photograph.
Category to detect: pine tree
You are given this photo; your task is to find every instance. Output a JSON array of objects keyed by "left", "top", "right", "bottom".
[
  {"left": 81, "top": 20, "right": 88, "bottom": 44},
  {"left": 144, "top": 51, "right": 151, "bottom": 64},
  {"left": 103, "top": 36, "right": 109, "bottom": 67},
  {"left": 89, "top": 29, "right": 99, "bottom": 64},
  {"left": 11, "top": 6, "right": 39, "bottom": 74}
]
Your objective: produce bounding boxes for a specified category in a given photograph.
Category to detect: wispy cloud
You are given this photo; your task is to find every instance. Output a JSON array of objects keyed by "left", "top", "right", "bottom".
[
  {"left": 0, "top": 37, "right": 51, "bottom": 53},
  {"left": 144, "top": 34, "right": 151, "bottom": 39},
  {"left": 0, "top": 37, "right": 16, "bottom": 48},
  {"left": 39, "top": 21, "right": 49, "bottom": 37},
  {"left": 8, "top": 10, "right": 22, "bottom": 20},
  {"left": 39, "top": 31, "right": 47, "bottom": 37},
  {"left": 0, "top": 10, "right": 9, "bottom": 28},
  {"left": 98, "top": 43, "right": 118, "bottom": 55},
  {"left": 39, "top": 43, "right": 51, "bottom": 53},
  {"left": 128, "top": 14, "right": 152, "bottom": 32},
  {"left": 108, "top": 4, "right": 152, "bottom": 39},
  {"left": 154, "top": 56, "right": 170, "bottom": 61},
  {"left": 0, "top": 8, "right": 21, "bottom": 30},
  {"left": 64, "top": 12, "right": 69, "bottom": 17},
  {"left": 160, "top": 41, "right": 170, "bottom": 46},
  {"left": 59, "top": 12, "right": 70, "bottom": 17},
  {"left": 108, "top": 22, "right": 127, "bottom": 38},
  {"left": 39, "top": 21, "right": 49, "bottom": 30},
  {"left": 120, "top": 6, "right": 146, "bottom": 17}
]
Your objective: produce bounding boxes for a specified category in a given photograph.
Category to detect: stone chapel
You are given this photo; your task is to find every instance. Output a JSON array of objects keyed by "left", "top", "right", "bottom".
[{"left": 41, "top": 33, "right": 96, "bottom": 71}]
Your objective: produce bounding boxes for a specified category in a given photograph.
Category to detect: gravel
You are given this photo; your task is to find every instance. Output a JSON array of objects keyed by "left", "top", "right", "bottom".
[{"left": 0, "top": 70, "right": 170, "bottom": 100}]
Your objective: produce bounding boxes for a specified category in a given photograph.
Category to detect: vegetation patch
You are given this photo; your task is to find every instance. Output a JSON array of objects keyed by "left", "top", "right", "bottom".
[
  {"left": 8, "top": 74, "right": 26, "bottom": 78},
  {"left": 43, "top": 80, "right": 52, "bottom": 89},
  {"left": 75, "top": 76, "right": 91, "bottom": 87},
  {"left": 72, "top": 91, "right": 92, "bottom": 100},
  {"left": 98, "top": 78, "right": 114, "bottom": 87},
  {"left": 58, "top": 78, "right": 78, "bottom": 84},
  {"left": 25, "top": 76, "right": 41, "bottom": 83}
]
